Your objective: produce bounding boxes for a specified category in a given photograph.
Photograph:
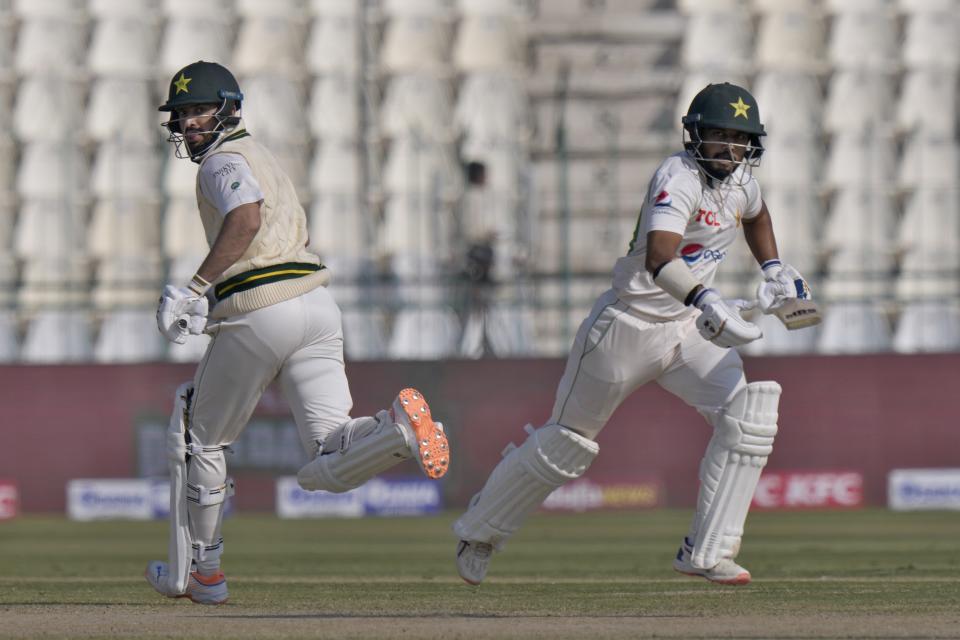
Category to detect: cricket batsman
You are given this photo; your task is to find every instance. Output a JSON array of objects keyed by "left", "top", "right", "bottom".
[
  {"left": 454, "top": 82, "right": 819, "bottom": 586},
  {"left": 145, "top": 61, "right": 451, "bottom": 604}
]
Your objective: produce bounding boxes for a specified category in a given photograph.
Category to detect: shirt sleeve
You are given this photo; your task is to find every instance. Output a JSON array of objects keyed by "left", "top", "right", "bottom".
[
  {"left": 647, "top": 171, "right": 701, "bottom": 235},
  {"left": 741, "top": 176, "right": 763, "bottom": 220},
  {"left": 198, "top": 153, "right": 264, "bottom": 217}
]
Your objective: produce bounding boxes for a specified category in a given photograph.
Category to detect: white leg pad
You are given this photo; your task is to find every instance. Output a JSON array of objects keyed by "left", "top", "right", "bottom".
[
  {"left": 690, "top": 381, "right": 781, "bottom": 569},
  {"left": 165, "top": 382, "right": 193, "bottom": 595},
  {"left": 453, "top": 423, "right": 599, "bottom": 550},
  {"left": 297, "top": 410, "right": 411, "bottom": 493}
]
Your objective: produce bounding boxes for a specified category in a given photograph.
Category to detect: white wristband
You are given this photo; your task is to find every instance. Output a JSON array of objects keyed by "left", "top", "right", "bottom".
[
  {"left": 652, "top": 259, "right": 703, "bottom": 305},
  {"left": 187, "top": 273, "right": 211, "bottom": 297}
]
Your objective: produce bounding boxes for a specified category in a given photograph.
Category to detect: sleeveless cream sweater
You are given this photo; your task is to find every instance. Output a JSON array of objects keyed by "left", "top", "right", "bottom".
[{"left": 195, "top": 127, "right": 329, "bottom": 318}]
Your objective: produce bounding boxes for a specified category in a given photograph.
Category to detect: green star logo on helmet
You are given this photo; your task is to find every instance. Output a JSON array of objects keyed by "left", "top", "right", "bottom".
[
  {"left": 173, "top": 72, "right": 191, "bottom": 95},
  {"left": 729, "top": 96, "right": 750, "bottom": 119}
]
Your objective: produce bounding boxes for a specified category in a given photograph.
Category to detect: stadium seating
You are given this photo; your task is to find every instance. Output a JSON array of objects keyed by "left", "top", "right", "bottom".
[{"left": 1, "top": 0, "right": 957, "bottom": 361}]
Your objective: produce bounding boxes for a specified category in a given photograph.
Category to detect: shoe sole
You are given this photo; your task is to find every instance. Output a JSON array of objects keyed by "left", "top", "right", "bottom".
[
  {"left": 393, "top": 388, "right": 449, "bottom": 480},
  {"left": 674, "top": 566, "right": 751, "bottom": 586}
]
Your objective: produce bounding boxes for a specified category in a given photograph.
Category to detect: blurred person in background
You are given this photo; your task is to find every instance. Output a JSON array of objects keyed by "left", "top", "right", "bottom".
[
  {"left": 454, "top": 83, "right": 815, "bottom": 586},
  {"left": 146, "top": 61, "right": 451, "bottom": 605}
]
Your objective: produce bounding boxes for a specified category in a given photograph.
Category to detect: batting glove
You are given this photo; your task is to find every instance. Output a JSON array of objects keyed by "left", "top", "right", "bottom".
[
  {"left": 156, "top": 285, "right": 209, "bottom": 344},
  {"left": 693, "top": 287, "right": 763, "bottom": 348},
  {"left": 756, "top": 259, "right": 812, "bottom": 314}
]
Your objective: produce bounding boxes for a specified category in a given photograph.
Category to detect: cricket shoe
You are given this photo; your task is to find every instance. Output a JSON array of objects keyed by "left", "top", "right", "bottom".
[
  {"left": 456, "top": 539, "right": 493, "bottom": 585},
  {"left": 391, "top": 388, "right": 449, "bottom": 480},
  {"left": 145, "top": 560, "right": 229, "bottom": 605},
  {"left": 672, "top": 537, "right": 751, "bottom": 585}
]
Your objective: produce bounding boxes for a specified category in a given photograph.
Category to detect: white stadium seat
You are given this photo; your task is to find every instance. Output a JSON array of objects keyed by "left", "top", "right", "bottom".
[
  {"left": 14, "top": 200, "right": 85, "bottom": 259},
  {"left": 91, "top": 144, "right": 162, "bottom": 200},
  {"left": 458, "top": 0, "right": 529, "bottom": 17},
  {"left": 233, "top": 17, "right": 307, "bottom": 78},
  {"left": 455, "top": 73, "right": 528, "bottom": 145},
  {"left": 823, "top": 70, "right": 895, "bottom": 136},
  {"left": 759, "top": 188, "right": 820, "bottom": 274},
  {"left": 740, "top": 311, "right": 821, "bottom": 356},
  {"left": 88, "top": 199, "right": 162, "bottom": 259},
  {"left": 14, "top": 18, "right": 86, "bottom": 75},
  {"left": 382, "top": 74, "right": 455, "bottom": 142},
  {"left": 18, "top": 257, "right": 90, "bottom": 310},
  {"left": 308, "top": 74, "right": 359, "bottom": 140},
  {"left": 88, "top": 17, "right": 159, "bottom": 77},
  {"left": 823, "top": 0, "right": 893, "bottom": 12},
  {"left": 21, "top": 309, "right": 93, "bottom": 363},
  {"left": 159, "top": 18, "right": 233, "bottom": 78},
  {"left": 755, "top": 11, "right": 825, "bottom": 72},
  {"left": 827, "top": 11, "right": 897, "bottom": 71},
  {"left": 307, "top": 193, "right": 367, "bottom": 261},
  {"left": 0, "top": 309, "right": 18, "bottom": 363},
  {"left": 903, "top": 10, "right": 960, "bottom": 69},
  {"left": 92, "top": 255, "right": 164, "bottom": 310},
  {"left": 898, "top": 0, "right": 958, "bottom": 12},
  {"left": 94, "top": 309, "right": 167, "bottom": 363},
  {"left": 309, "top": 0, "right": 360, "bottom": 17},
  {"left": 388, "top": 306, "right": 461, "bottom": 359},
  {"left": 309, "top": 142, "right": 360, "bottom": 195},
  {"left": 893, "top": 302, "right": 960, "bottom": 353},
  {"left": 753, "top": 72, "right": 823, "bottom": 139},
  {"left": 823, "top": 188, "right": 896, "bottom": 255},
  {"left": 162, "top": 155, "right": 200, "bottom": 199},
  {"left": 897, "top": 139, "right": 960, "bottom": 190},
  {"left": 897, "top": 189, "right": 960, "bottom": 253},
  {"left": 239, "top": 75, "right": 309, "bottom": 145},
  {"left": 13, "top": 77, "right": 85, "bottom": 143},
  {"left": 896, "top": 69, "right": 958, "bottom": 136},
  {"left": 384, "top": 0, "right": 454, "bottom": 17},
  {"left": 383, "top": 135, "right": 462, "bottom": 197},
  {"left": 824, "top": 133, "right": 897, "bottom": 190},
  {"left": 14, "top": 0, "right": 86, "bottom": 18},
  {"left": 681, "top": 12, "right": 752, "bottom": 72},
  {"left": 453, "top": 15, "right": 525, "bottom": 73},
  {"left": 460, "top": 301, "right": 537, "bottom": 358},
  {"left": 305, "top": 15, "right": 359, "bottom": 74},
  {"left": 89, "top": 0, "right": 157, "bottom": 17},
  {"left": 86, "top": 79, "right": 157, "bottom": 145},
  {"left": 817, "top": 302, "right": 892, "bottom": 354},
  {"left": 162, "top": 0, "right": 234, "bottom": 18},
  {"left": 162, "top": 197, "right": 210, "bottom": 260},
  {"left": 235, "top": 0, "right": 306, "bottom": 18},
  {"left": 752, "top": 137, "right": 821, "bottom": 189},
  {"left": 381, "top": 16, "right": 451, "bottom": 74}
]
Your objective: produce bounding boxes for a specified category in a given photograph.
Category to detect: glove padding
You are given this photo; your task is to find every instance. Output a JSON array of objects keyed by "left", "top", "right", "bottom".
[
  {"left": 156, "top": 285, "right": 209, "bottom": 344},
  {"left": 756, "top": 262, "right": 811, "bottom": 314},
  {"left": 693, "top": 288, "right": 763, "bottom": 348}
]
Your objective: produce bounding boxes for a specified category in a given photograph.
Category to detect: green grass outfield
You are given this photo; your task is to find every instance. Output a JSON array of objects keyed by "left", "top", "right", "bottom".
[{"left": 1, "top": 509, "right": 959, "bottom": 639}]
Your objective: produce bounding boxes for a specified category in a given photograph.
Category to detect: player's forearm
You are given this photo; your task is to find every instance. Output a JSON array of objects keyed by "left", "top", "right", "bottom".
[
  {"left": 195, "top": 204, "right": 262, "bottom": 284},
  {"left": 743, "top": 204, "right": 779, "bottom": 265}
]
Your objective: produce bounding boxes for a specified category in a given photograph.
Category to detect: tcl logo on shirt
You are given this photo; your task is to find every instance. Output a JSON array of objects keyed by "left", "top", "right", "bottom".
[
  {"left": 752, "top": 471, "right": 864, "bottom": 509},
  {"left": 695, "top": 208, "right": 720, "bottom": 227}
]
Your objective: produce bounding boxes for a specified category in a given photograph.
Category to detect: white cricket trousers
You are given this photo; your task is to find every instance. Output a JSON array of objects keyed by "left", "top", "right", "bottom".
[
  {"left": 549, "top": 289, "right": 747, "bottom": 440},
  {"left": 189, "top": 285, "right": 353, "bottom": 452}
]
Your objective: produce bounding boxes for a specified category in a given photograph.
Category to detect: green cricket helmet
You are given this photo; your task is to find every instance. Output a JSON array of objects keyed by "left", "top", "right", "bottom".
[
  {"left": 682, "top": 82, "right": 766, "bottom": 180},
  {"left": 159, "top": 60, "right": 243, "bottom": 161}
]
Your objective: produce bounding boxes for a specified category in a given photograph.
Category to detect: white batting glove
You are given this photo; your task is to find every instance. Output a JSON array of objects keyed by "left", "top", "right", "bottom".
[
  {"left": 156, "top": 285, "right": 208, "bottom": 344},
  {"left": 693, "top": 288, "right": 763, "bottom": 348},
  {"left": 756, "top": 259, "right": 812, "bottom": 314}
]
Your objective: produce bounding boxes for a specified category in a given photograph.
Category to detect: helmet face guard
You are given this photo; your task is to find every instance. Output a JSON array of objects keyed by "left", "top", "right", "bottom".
[
  {"left": 162, "top": 94, "right": 241, "bottom": 161},
  {"left": 158, "top": 61, "right": 243, "bottom": 162},
  {"left": 682, "top": 83, "right": 766, "bottom": 186}
]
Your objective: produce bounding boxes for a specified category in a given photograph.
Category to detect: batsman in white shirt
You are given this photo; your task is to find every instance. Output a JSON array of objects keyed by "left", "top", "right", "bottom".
[{"left": 454, "top": 82, "right": 819, "bottom": 586}]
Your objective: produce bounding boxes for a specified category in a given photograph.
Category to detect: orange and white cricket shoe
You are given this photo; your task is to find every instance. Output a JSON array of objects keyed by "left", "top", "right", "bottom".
[
  {"left": 391, "top": 388, "right": 450, "bottom": 480},
  {"left": 145, "top": 561, "right": 229, "bottom": 605},
  {"left": 672, "top": 537, "right": 751, "bottom": 586}
]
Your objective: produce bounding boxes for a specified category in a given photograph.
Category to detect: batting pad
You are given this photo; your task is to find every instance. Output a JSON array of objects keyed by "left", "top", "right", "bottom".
[
  {"left": 690, "top": 381, "right": 781, "bottom": 569},
  {"left": 453, "top": 423, "right": 599, "bottom": 550},
  {"left": 297, "top": 411, "right": 411, "bottom": 493}
]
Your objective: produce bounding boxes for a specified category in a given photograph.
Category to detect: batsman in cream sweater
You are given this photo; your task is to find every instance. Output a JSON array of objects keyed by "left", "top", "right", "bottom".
[{"left": 146, "top": 61, "right": 451, "bottom": 605}]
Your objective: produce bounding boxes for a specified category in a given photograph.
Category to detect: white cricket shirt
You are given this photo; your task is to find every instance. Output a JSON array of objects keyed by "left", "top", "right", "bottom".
[
  {"left": 611, "top": 151, "right": 763, "bottom": 321},
  {"left": 198, "top": 152, "right": 265, "bottom": 216}
]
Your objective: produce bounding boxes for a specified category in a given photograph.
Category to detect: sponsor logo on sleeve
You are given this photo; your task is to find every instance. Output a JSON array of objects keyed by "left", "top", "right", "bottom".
[
  {"left": 653, "top": 190, "right": 672, "bottom": 207},
  {"left": 680, "top": 243, "right": 727, "bottom": 265},
  {"left": 230, "top": 181, "right": 240, "bottom": 190}
]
